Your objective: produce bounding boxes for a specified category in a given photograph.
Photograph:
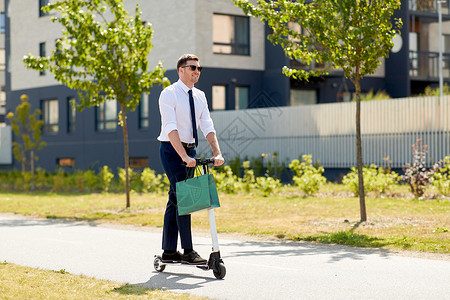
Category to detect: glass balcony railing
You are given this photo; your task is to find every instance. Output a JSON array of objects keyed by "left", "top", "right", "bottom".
[
  {"left": 409, "top": 50, "right": 450, "bottom": 79},
  {"left": 409, "top": 0, "right": 450, "bottom": 14}
]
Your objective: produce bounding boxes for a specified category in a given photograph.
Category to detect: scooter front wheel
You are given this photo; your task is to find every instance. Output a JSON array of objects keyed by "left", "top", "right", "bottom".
[
  {"left": 153, "top": 256, "right": 166, "bottom": 272},
  {"left": 213, "top": 262, "right": 226, "bottom": 279}
]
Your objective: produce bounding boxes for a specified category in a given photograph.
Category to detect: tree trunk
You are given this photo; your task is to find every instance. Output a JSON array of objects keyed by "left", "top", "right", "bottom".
[
  {"left": 120, "top": 105, "right": 131, "bottom": 209},
  {"left": 354, "top": 79, "right": 367, "bottom": 222}
]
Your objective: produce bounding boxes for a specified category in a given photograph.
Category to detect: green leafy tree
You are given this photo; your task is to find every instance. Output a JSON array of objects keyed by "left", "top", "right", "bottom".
[
  {"left": 23, "top": 0, "right": 169, "bottom": 208},
  {"left": 234, "top": 0, "right": 402, "bottom": 221},
  {"left": 6, "top": 94, "right": 46, "bottom": 188}
]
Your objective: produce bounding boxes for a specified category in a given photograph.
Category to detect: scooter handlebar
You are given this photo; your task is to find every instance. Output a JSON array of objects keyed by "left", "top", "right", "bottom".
[{"left": 182, "top": 158, "right": 215, "bottom": 166}]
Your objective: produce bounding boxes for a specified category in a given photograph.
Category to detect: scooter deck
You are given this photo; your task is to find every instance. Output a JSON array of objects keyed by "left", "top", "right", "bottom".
[{"left": 155, "top": 256, "right": 210, "bottom": 270}]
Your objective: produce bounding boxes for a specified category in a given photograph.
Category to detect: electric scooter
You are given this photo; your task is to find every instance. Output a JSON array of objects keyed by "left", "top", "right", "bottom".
[{"left": 153, "top": 158, "right": 226, "bottom": 279}]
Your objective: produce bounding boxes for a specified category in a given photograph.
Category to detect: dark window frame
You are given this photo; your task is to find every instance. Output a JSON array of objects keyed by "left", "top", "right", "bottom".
[
  {"left": 41, "top": 99, "right": 59, "bottom": 134},
  {"left": 96, "top": 100, "right": 117, "bottom": 131},
  {"left": 213, "top": 13, "right": 250, "bottom": 56},
  {"left": 212, "top": 84, "right": 227, "bottom": 111},
  {"left": 39, "top": 42, "right": 46, "bottom": 76},
  {"left": 67, "top": 97, "right": 76, "bottom": 133},
  {"left": 39, "top": 0, "right": 50, "bottom": 17},
  {"left": 235, "top": 85, "right": 250, "bottom": 110},
  {"left": 139, "top": 93, "right": 149, "bottom": 129},
  {"left": 0, "top": 12, "right": 5, "bottom": 34}
]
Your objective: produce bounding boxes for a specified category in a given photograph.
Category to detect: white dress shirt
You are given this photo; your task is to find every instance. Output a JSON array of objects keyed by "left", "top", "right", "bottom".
[{"left": 157, "top": 79, "right": 216, "bottom": 143}]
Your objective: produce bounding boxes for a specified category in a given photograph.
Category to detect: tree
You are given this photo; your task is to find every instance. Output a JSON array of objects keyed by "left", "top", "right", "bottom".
[
  {"left": 234, "top": 0, "right": 402, "bottom": 221},
  {"left": 23, "top": 0, "right": 169, "bottom": 208},
  {"left": 6, "top": 94, "right": 46, "bottom": 188}
]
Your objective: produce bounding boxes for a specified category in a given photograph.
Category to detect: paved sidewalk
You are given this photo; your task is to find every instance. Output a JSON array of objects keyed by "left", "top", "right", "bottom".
[{"left": 1, "top": 214, "right": 449, "bottom": 300}]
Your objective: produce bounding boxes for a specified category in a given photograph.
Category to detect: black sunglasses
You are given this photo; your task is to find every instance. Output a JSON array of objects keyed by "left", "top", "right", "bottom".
[{"left": 182, "top": 65, "right": 203, "bottom": 72}]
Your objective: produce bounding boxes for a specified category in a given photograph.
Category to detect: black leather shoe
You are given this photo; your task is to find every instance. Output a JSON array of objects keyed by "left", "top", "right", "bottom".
[
  {"left": 162, "top": 251, "right": 182, "bottom": 263},
  {"left": 181, "top": 250, "right": 207, "bottom": 265}
]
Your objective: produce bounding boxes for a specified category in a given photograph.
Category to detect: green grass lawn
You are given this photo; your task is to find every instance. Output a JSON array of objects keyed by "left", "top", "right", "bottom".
[{"left": 1, "top": 184, "right": 449, "bottom": 254}]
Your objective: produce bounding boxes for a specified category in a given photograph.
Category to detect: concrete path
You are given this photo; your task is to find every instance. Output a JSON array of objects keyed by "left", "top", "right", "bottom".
[{"left": 1, "top": 214, "right": 449, "bottom": 300}]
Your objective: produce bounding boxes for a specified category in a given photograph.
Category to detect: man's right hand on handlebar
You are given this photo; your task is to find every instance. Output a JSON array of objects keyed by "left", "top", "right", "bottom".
[{"left": 183, "top": 155, "right": 196, "bottom": 168}]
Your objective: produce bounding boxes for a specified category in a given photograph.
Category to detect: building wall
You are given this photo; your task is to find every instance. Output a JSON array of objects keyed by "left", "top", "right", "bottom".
[
  {"left": 6, "top": 0, "right": 445, "bottom": 173},
  {"left": 5, "top": 0, "right": 268, "bottom": 172}
]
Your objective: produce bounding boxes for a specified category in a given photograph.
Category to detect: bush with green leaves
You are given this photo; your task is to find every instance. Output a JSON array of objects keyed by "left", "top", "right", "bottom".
[
  {"left": 289, "top": 155, "right": 326, "bottom": 196},
  {"left": 255, "top": 175, "right": 282, "bottom": 197},
  {"left": 141, "top": 167, "right": 167, "bottom": 194},
  {"left": 117, "top": 167, "right": 143, "bottom": 192},
  {"left": 241, "top": 161, "right": 256, "bottom": 193},
  {"left": 212, "top": 165, "right": 242, "bottom": 194},
  {"left": 343, "top": 164, "right": 400, "bottom": 197},
  {"left": 432, "top": 155, "right": 450, "bottom": 197},
  {"left": 99, "top": 166, "right": 114, "bottom": 193}
]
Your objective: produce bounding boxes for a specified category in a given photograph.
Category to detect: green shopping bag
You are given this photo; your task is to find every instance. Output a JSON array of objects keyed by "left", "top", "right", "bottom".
[{"left": 176, "top": 173, "right": 220, "bottom": 216}]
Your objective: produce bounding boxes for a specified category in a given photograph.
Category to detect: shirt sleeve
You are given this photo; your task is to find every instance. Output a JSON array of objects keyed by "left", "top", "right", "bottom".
[
  {"left": 159, "top": 88, "right": 178, "bottom": 134},
  {"left": 198, "top": 91, "right": 216, "bottom": 137}
]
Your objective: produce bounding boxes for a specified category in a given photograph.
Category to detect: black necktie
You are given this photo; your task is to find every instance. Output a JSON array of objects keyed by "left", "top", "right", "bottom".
[{"left": 188, "top": 90, "right": 198, "bottom": 146}]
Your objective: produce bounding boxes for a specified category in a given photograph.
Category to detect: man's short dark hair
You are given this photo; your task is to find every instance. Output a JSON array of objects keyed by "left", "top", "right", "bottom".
[{"left": 177, "top": 54, "right": 199, "bottom": 70}]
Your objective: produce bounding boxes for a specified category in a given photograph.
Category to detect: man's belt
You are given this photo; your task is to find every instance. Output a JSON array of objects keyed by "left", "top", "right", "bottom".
[{"left": 181, "top": 142, "right": 196, "bottom": 148}]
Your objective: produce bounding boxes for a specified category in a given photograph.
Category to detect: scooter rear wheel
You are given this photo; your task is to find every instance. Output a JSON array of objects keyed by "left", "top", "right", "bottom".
[
  {"left": 213, "top": 262, "right": 226, "bottom": 279},
  {"left": 154, "top": 256, "right": 166, "bottom": 272}
]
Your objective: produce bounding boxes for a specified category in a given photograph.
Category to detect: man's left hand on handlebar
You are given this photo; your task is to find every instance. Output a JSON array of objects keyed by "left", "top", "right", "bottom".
[{"left": 212, "top": 155, "right": 225, "bottom": 166}]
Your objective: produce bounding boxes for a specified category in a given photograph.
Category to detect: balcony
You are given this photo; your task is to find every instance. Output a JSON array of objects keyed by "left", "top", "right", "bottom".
[
  {"left": 409, "top": 50, "right": 450, "bottom": 79},
  {"left": 409, "top": 0, "right": 450, "bottom": 14}
]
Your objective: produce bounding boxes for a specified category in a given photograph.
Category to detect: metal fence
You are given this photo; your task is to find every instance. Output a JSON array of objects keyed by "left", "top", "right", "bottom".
[
  {"left": 199, "top": 96, "right": 450, "bottom": 169},
  {"left": 0, "top": 125, "right": 12, "bottom": 165}
]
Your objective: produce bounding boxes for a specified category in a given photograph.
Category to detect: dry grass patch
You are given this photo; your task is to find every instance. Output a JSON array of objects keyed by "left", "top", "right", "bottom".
[{"left": 0, "top": 262, "right": 207, "bottom": 300}]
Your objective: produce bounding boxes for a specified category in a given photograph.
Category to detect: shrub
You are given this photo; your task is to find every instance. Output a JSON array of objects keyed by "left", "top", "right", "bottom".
[
  {"left": 35, "top": 168, "right": 50, "bottom": 191},
  {"left": 343, "top": 164, "right": 399, "bottom": 197},
  {"left": 84, "top": 169, "right": 101, "bottom": 192},
  {"left": 213, "top": 165, "right": 241, "bottom": 194},
  {"left": 241, "top": 161, "right": 256, "bottom": 193},
  {"left": 75, "top": 170, "right": 86, "bottom": 192},
  {"left": 118, "top": 168, "right": 142, "bottom": 192},
  {"left": 432, "top": 156, "right": 450, "bottom": 197},
  {"left": 99, "top": 166, "right": 114, "bottom": 193},
  {"left": 289, "top": 155, "right": 326, "bottom": 196},
  {"left": 255, "top": 175, "right": 282, "bottom": 197},
  {"left": 141, "top": 167, "right": 165, "bottom": 194},
  {"left": 52, "top": 169, "right": 65, "bottom": 192},
  {"left": 402, "top": 138, "right": 440, "bottom": 198}
]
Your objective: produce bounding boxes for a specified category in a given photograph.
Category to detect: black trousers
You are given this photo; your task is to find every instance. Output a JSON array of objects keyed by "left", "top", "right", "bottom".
[{"left": 159, "top": 142, "right": 196, "bottom": 251}]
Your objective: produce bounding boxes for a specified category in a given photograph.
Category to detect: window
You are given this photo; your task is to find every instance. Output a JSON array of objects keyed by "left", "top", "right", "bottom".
[
  {"left": 42, "top": 99, "right": 59, "bottom": 133},
  {"left": 213, "top": 14, "right": 250, "bottom": 55},
  {"left": 39, "top": 42, "right": 46, "bottom": 75},
  {"left": 290, "top": 89, "right": 317, "bottom": 106},
  {"left": 235, "top": 86, "right": 249, "bottom": 110},
  {"left": 57, "top": 158, "right": 75, "bottom": 167},
  {"left": 96, "top": 100, "right": 117, "bottom": 131},
  {"left": 39, "top": 0, "right": 49, "bottom": 17},
  {"left": 212, "top": 85, "right": 226, "bottom": 110},
  {"left": 0, "top": 49, "right": 5, "bottom": 71},
  {"left": 139, "top": 93, "right": 149, "bottom": 128},
  {"left": 130, "top": 157, "right": 148, "bottom": 169},
  {"left": 0, "top": 12, "right": 5, "bottom": 34},
  {"left": 67, "top": 97, "right": 76, "bottom": 133}
]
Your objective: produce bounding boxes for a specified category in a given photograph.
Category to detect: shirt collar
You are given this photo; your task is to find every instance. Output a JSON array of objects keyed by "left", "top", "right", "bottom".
[{"left": 177, "top": 79, "right": 193, "bottom": 94}]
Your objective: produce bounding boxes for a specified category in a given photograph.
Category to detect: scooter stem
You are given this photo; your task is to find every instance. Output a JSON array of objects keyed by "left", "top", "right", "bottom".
[{"left": 208, "top": 208, "right": 220, "bottom": 252}]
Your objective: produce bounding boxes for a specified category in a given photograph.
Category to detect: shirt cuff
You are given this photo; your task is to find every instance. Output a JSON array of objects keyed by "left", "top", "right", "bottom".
[{"left": 164, "top": 122, "right": 178, "bottom": 134}]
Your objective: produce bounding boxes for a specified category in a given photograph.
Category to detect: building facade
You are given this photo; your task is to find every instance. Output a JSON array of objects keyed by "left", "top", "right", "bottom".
[{"left": 4, "top": 0, "right": 450, "bottom": 172}]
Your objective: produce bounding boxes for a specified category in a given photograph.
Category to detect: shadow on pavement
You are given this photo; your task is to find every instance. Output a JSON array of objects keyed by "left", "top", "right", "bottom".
[
  {"left": 0, "top": 214, "right": 101, "bottom": 228},
  {"left": 138, "top": 271, "right": 217, "bottom": 291},
  {"left": 219, "top": 239, "right": 393, "bottom": 263}
]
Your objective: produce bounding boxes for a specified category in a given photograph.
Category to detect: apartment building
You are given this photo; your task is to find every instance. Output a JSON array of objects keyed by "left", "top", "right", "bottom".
[
  {"left": 0, "top": 0, "right": 5, "bottom": 123},
  {"left": 4, "top": 0, "right": 450, "bottom": 172}
]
